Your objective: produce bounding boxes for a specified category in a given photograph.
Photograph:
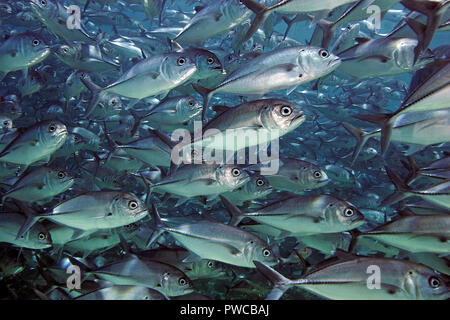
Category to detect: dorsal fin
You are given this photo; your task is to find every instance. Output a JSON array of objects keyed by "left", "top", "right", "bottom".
[
  {"left": 194, "top": 5, "right": 205, "bottom": 13},
  {"left": 212, "top": 105, "right": 230, "bottom": 115},
  {"left": 355, "top": 37, "right": 371, "bottom": 44}
]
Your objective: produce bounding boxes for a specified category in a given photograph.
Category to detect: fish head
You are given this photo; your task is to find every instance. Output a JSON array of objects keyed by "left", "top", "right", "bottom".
[
  {"left": 190, "top": 260, "right": 227, "bottom": 279},
  {"left": 39, "top": 120, "right": 68, "bottom": 146},
  {"left": 113, "top": 192, "right": 148, "bottom": 223},
  {"left": 216, "top": 165, "right": 251, "bottom": 189},
  {"left": 223, "top": 53, "right": 240, "bottom": 71},
  {"left": 177, "top": 96, "right": 202, "bottom": 120},
  {"left": 93, "top": 93, "right": 122, "bottom": 118},
  {"left": 260, "top": 99, "right": 305, "bottom": 132},
  {"left": 298, "top": 162, "right": 329, "bottom": 187},
  {"left": 0, "top": 2, "right": 12, "bottom": 15},
  {"left": 407, "top": 266, "right": 450, "bottom": 300},
  {"left": 324, "top": 197, "right": 365, "bottom": 229},
  {"left": 245, "top": 238, "right": 278, "bottom": 267},
  {"left": 30, "top": 0, "right": 57, "bottom": 20},
  {"left": 54, "top": 44, "right": 78, "bottom": 63},
  {"left": 246, "top": 174, "right": 273, "bottom": 198},
  {"left": 186, "top": 48, "right": 224, "bottom": 79},
  {"left": 161, "top": 270, "right": 194, "bottom": 296},
  {"left": 29, "top": 223, "right": 52, "bottom": 249},
  {"left": 15, "top": 32, "right": 50, "bottom": 65},
  {"left": 0, "top": 99, "right": 22, "bottom": 120},
  {"left": 298, "top": 47, "right": 341, "bottom": 79},
  {"left": 0, "top": 116, "right": 13, "bottom": 133},
  {"left": 48, "top": 166, "right": 75, "bottom": 190},
  {"left": 162, "top": 53, "right": 198, "bottom": 85}
]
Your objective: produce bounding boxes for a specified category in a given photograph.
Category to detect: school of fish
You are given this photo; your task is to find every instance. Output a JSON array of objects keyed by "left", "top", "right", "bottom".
[{"left": 0, "top": 0, "right": 449, "bottom": 300}]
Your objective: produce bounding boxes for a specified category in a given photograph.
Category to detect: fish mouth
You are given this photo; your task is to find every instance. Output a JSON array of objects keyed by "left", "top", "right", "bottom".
[
  {"left": 328, "top": 57, "right": 341, "bottom": 67},
  {"left": 290, "top": 111, "right": 306, "bottom": 125}
]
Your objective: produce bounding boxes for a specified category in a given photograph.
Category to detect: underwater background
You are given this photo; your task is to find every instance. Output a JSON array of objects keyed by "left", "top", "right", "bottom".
[{"left": 0, "top": 0, "right": 449, "bottom": 300}]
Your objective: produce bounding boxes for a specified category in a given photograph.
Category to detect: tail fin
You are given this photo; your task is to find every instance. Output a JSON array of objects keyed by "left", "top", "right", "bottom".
[
  {"left": 192, "top": 83, "right": 212, "bottom": 123},
  {"left": 402, "top": 156, "right": 420, "bottom": 184},
  {"left": 240, "top": 0, "right": 272, "bottom": 44},
  {"left": 342, "top": 123, "right": 371, "bottom": 165},
  {"left": 80, "top": 74, "right": 103, "bottom": 118},
  {"left": 129, "top": 109, "right": 143, "bottom": 137},
  {"left": 381, "top": 166, "right": 412, "bottom": 207},
  {"left": 220, "top": 195, "right": 246, "bottom": 227},
  {"left": 402, "top": 0, "right": 450, "bottom": 64},
  {"left": 146, "top": 203, "right": 167, "bottom": 248},
  {"left": 352, "top": 113, "right": 392, "bottom": 156},
  {"left": 281, "top": 14, "right": 306, "bottom": 40},
  {"left": 253, "top": 261, "right": 295, "bottom": 300},
  {"left": 317, "top": 19, "right": 336, "bottom": 49},
  {"left": 15, "top": 201, "right": 41, "bottom": 240}
]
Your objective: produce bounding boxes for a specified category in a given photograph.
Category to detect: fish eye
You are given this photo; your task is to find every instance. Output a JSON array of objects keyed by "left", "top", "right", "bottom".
[
  {"left": 207, "top": 261, "right": 214, "bottom": 269},
  {"left": 429, "top": 277, "right": 441, "bottom": 288},
  {"left": 178, "top": 277, "right": 187, "bottom": 286},
  {"left": 280, "top": 106, "right": 292, "bottom": 116},
  {"left": 344, "top": 208, "right": 354, "bottom": 217},
  {"left": 262, "top": 248, "right": 271, "bottom": 257},
  {"left": 38, "top": 232, "right": 46, "bottom": 240},
  {"left": 143, "top": 296, "right": 149, "bottom": 300},
  {"left": 256, "top": 179, "right": 265, "bottom": 186},
  {"left": 207, "top": 57, "right": 214, "bottom": 65},
  {"left": 110, "top": 99, "right": 117, "bottom": 106},
  {"left": 188, "top": 100, "right": 194, "bottom": 106},
  {"left": 41, "top": 0, "right": 47, "bottom": 6},
  {"left": 128, "top": 200, "right": 138, "bottom": 210},
  {"left": 62, "top": 47, "right": 69, "bottom": 53},
  {"left": 48, "top": 124, "right": 56, "bottom": 132},
  {"left": 314, "top": 171, "right": 322, "bottom": 178},
  {"left": 177, "top": 57, "right": 186, "bottom": 66},
  {"left": 231, "top": 168, "right": 241, "bottom": 177},
  {"left": 319, "top": 49, "right": 329, "bottom": 58},
  {"left": 57, "top": 171, "right": 65, "bottom": 179},
  {"left": 227, "top": 55, "right": 233, "bottom": 61},
  {"left": 32, "top": 39, "right": 40, "bottom": 46},
  {"left": 3, "top": 120, "right": 9, "bottom": 126}
]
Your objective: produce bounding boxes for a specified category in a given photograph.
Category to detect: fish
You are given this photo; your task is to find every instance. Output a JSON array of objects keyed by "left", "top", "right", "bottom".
[
  {"left": 81, "top": 52, "right": 198, "bottom": 116},
  {"left": 0, "top": 121, "right": 68, "bottom": 166},
  {"left": 185, "top": 99, "right": 305, "bottom": 152},
  {"left": 69, "top": 253, "right": 194, "bottom": 297},
  {"left": 0, "top": 32, "right": 50, "bottom": 81},
  {"left": 223, "top": 193, "right": 365, "bottom": 237},
  {"left": 149, "top": 203, "right": 278, "bottom": 268},
  {"left": 174, "top": 0, "right": 254, "bottom": 44},
  {"left": 193, "top": 46, "right": 341, "bottom": 121},
  {"left": 29, "top": 0, "right": 96, "bottom": 43},
  {"left": 355, "top": 212, "right": 450, "bottom": 254},
  {"left": 338, "top": 37, "right": 434, "bottom": 79},
  {"left": 251, "top": 158, "right": 329, "bottom": 193},
  {"left": 54, "top": 42, "right": 121, "bottom": 73},
  {"left": 1, "top": 166, "right": 74, "bottom": 204},
  {"left": 254, "top": 253, "right": 450, "bottom": 300},
  {"left": 17, "top": 191, "right": 149, "bottom": 238},
  {"left": 76, "top": 285, "right": 168, "bottom": 300},
  {"left": 0, "top": 213, "right": 52, "bottom": 249},
  {"left": 147, "top": 163, "right": 251, "bottom": 202}
]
